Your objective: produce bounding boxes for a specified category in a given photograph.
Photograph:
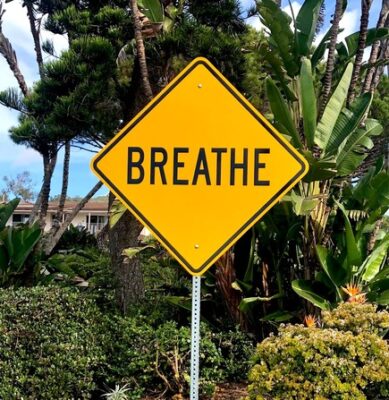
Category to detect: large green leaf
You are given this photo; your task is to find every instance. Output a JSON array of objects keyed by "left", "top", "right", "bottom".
[
  {"left": 123, "top": 245, "right": 156, "bottom": 259},
  {"left": 137, "top": 0, "right": 164, "bottom": 23},
  {"left": 262, "top": 48, "right": 297, "bottom": 102},
  {"left": 266, "top": 78, "right": 301, "bottom": 147},
  {"left": 302, "top": 151, "right": 337, "bottom": 182},
  {"left": 311, "top": 28, "right": 331, "bottom": 68},
  {"left": 239, "top": 293, "right": 282, "bottom": 313},
  {"left": 361, "top": 234, "right": 389, "bottom": 282},
  {"left": 344, "top": 27, "right": 389, "bottom": 58},
  {"left": 335, "top": 200, "right": 362, "bottom": 269},
  {"left": 316, "top": 245, "right": 346, "bottom": 298},
  {"left": 12, "top": 223, "right": 41, "bottom": 271},
  {"left": 295, "top": 0, "right": 324, "bottom": 56},
  {"left": 291, "top": 279, "right": 331, "bottom": 310},
  {"left": 375, "top": 290, "right": 389, "bottom": 306},
  {"left": 257, "top": 0, "right": 299, "bottom": 77},
  {"left": 314, "top": 63, "right": 353, "bottom": 150},
  {"left": 325, "top": 92, "right": 373, "bottom": 155},
  {"left": 109, "top": 199, "right": 126, "bottom": 228},
  {"left": 337, "top": 119, "right": 383, "bottom": 176},
  {"left": 0, "top": 198, "right": 20, "bottom": 231},
  {"left": 299, "top": 58, "right": 316, "bottom": 148},
  {"left": 365, "top": 172, "right": 389, "bottom": 210}
]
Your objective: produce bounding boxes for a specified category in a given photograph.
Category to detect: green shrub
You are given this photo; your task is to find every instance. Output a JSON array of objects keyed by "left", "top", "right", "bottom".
[
  {"left": 247, "top": 324, "right": 389, "bottom": 400},
  {"left": 0, "top": 287, "right": 105, "bottom": 399},
  {"left": 322, "top": 302, "right": 389, "bottom": 336},
  {"left": 106, "top": 319, "right": 227, "bottom": 398}
]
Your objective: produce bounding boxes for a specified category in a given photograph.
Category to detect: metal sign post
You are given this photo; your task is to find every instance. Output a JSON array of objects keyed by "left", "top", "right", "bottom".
[{"left": 190, "top": 276, "right": 201, "bottom": 400}]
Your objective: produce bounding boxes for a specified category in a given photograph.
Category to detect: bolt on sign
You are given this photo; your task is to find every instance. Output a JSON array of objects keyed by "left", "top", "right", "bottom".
[{"left": 91, "top": 57, "right": 309, "bottom": 276}]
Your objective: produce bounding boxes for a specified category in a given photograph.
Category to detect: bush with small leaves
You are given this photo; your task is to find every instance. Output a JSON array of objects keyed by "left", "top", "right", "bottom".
[
  {"left": 247, "top": 324, "right": 389, "bottom": 400},
  {"left": 322, "top": 302, "right": 389, "bottom": 336},
  {"left": 0, "top": 287, "right": 106, "bottom": 399}
]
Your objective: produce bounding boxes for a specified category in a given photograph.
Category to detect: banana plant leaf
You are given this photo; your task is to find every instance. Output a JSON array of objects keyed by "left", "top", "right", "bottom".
[
  {"left": 260, "top": 310, "right": 293, "bottom": 322},
  {"left": 361, "top": 234, "right": 389, "bottom": 282},
  {"left": 301, "top": 151, "right": 337, "bottom": 182},
  {"left": 316, "top": 245, "right": 347, "bottom": 299},
  {"left": 0, "top": 222, "right": 41, "bottom": 272},
  {"left": 337, "top": 119, "right": 383, "bottom": 176},
  {"left": 137, "top": 0, "right": 164, "bottom": 23},
  {"left": 325, "top": 92, "right": 372, "bottom": 155},
  {"left": 335, "top": 200, "right": 362, "bottom": 268},
  {"left": 239, "top": 293, "right": 283, "bottom": 314},
  {"left": 338, "top": 27, "right": 389, "bottom": 59},
  {"left": 295, "top": 0, "right": 324, "bottom": 56},
  {"left": 373, "top": 290, "right": 389, "bottom": 306},
  {"left": 299, "top": 58, "right": 316, "bottom": 148},
  {"left": 314, "top": 63, "right": 353, "bottom": 150},
  {"left": 284, "top": 191, "right": 319, "bottom": 216},
  {"left": 364, "top": 172, "right": 389, "bottom": 210},
  {"left": 262, "top": 48, "right": 297, "bottom": 101},
  {"left": 0, "top": 198, "right": 19, "bottom": 231},
  {"left": 266, "top": 77, "right": 301, "bottom": 148},
  {"left": 256, "top": 0, "right": 299, "bottom": 77},
  {"left": 123, "top": 245, "right": 156, "bottom": 259},
  {"left": 291, "top": 279, "right": 331, "bottom": 310},
  {"left": 109, "top": 199, "right": 126, "bottom": 228},
  {"left": 311, "top": 28, "right": 332, "bottom": 68}
]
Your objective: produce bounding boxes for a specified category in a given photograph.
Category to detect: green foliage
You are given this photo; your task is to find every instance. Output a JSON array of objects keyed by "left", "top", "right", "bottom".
[
  {"left": 322, "top": 302, "right": 389, "bottom": 336},
  {"left": 247, "top": 321, "right": 389, "bottom": 399},
  {"left": 54, "top": 224, "right": 97, "bottom": 251},
  {"left": 0, "top": 223, "right": 42, "bottom": 287},
  {"left": 43, "top": 247, "right": 113, "bottom": 290},
  {"left": 0, "top": 287, "right": 106, "bottom": 399},
  {"left": 0, "top": 198, "right": 19, "bottom": 231}
]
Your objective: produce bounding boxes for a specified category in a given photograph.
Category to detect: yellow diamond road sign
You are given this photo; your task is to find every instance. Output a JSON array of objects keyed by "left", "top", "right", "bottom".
[{"left": 91, "top": 57, "right": 308, "bottom": 276}]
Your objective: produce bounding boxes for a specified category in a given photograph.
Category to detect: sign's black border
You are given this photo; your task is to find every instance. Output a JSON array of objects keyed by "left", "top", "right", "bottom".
[{"left": 93, "top": 59, "right": 307, "bottom": 274}]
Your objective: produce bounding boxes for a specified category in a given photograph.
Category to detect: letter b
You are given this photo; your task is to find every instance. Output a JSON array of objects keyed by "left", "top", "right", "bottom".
[{"left": 128, "top": 147, "right": 144, "bottom": 184}]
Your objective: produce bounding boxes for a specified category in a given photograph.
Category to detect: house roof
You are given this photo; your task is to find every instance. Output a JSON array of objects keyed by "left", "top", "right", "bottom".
[{"left": 15, "top": 199, "right": 109, "bottom": 213}]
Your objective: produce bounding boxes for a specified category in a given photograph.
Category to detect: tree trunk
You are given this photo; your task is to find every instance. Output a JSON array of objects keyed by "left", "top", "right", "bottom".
[
  {"left": 108, "top": 193, "right": 144, "bottom": 313},
  {"left": 320, "top": 0, "right": 344, "bottom": 115},
  {"left": 38, "top": 153, "right": 57, "bottom": 229},
  {"left": 347, "top": 0, "right": 373, "bottom": 105},
  {"left": 362, "top": 0, "right": 389, "bottom": 93},
  {"left": 0, "top": 3, "right": 29, "bottom": 96},
  {"left": 26, "top": 2, "right": 44, "bottom": 78},
  {"left": 43, "top": 181, "right": 103, "bottom": 255},
  {"left": 372, "top": 38, "right": 389, "bottom": 90},
  {"left": 130, "top": 0, "right": 153, "bottom": 102},
  {"left": 215, "top": 250, "right": 247, "bottom": 330},
  {"left": 53, "top": 142, "right": 71, "bottom": 227}
]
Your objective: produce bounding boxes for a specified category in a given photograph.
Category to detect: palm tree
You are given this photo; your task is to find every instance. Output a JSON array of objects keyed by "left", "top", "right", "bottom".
[
  {"left": 321, "top": 0, "right": 344, "bottom": 114},
  {"left": 347, "top": 0, "right": 374, "bottom": 105},
  {"left": 362, "top": 0, "right": 389, "bottom": 93}
]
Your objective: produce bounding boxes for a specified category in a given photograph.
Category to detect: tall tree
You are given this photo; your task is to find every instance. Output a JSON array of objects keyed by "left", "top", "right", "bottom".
[
  {"left": 347, "top": 0, "right": 374, "bottom": 105},
  {"left": 362, "top": 0, "right": 389, "bottom": 93},
  {"left": 321, "top": 0, "right": 344, "bottom": 113}
]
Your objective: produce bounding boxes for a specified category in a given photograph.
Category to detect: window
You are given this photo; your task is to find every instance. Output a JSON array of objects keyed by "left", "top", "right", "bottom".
[
  {"left": 12, "top": 214, "right": 30, "bottom": 224},
  {"left": 86, "top": 215, "right": 106, "bottom": 224}
]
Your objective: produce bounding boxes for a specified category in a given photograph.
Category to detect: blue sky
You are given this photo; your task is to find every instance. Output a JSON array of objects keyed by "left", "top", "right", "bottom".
[{"left": 0, "top": 0, "right": 381, "bottom": 198}]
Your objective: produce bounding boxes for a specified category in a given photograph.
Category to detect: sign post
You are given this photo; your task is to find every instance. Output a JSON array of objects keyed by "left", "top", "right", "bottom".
[
  {"left": 190, "top": 276, "right": 201, "bottom": 400},
  {"left": 91, "top": 57, "right": 308, "bottom": 399}
]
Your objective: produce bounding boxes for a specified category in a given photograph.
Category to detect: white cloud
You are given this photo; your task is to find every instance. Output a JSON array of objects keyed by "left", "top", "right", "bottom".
[
  {"left": 338, "top": 9, "right": 360, "bottom": 43},
  {"left": 282, "top": 1, "right": 301, "bottom": 20},
  {"left": 246, "top": 15, "right": 264, "bottom": 31}
]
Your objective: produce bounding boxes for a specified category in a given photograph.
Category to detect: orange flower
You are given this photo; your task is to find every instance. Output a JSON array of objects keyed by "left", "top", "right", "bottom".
[
  {"left": 304, "top": 314, "right": 317, "bottom": 328},
  {"left": 342, "top": 283, "right": 366, "bottom": 303}
]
